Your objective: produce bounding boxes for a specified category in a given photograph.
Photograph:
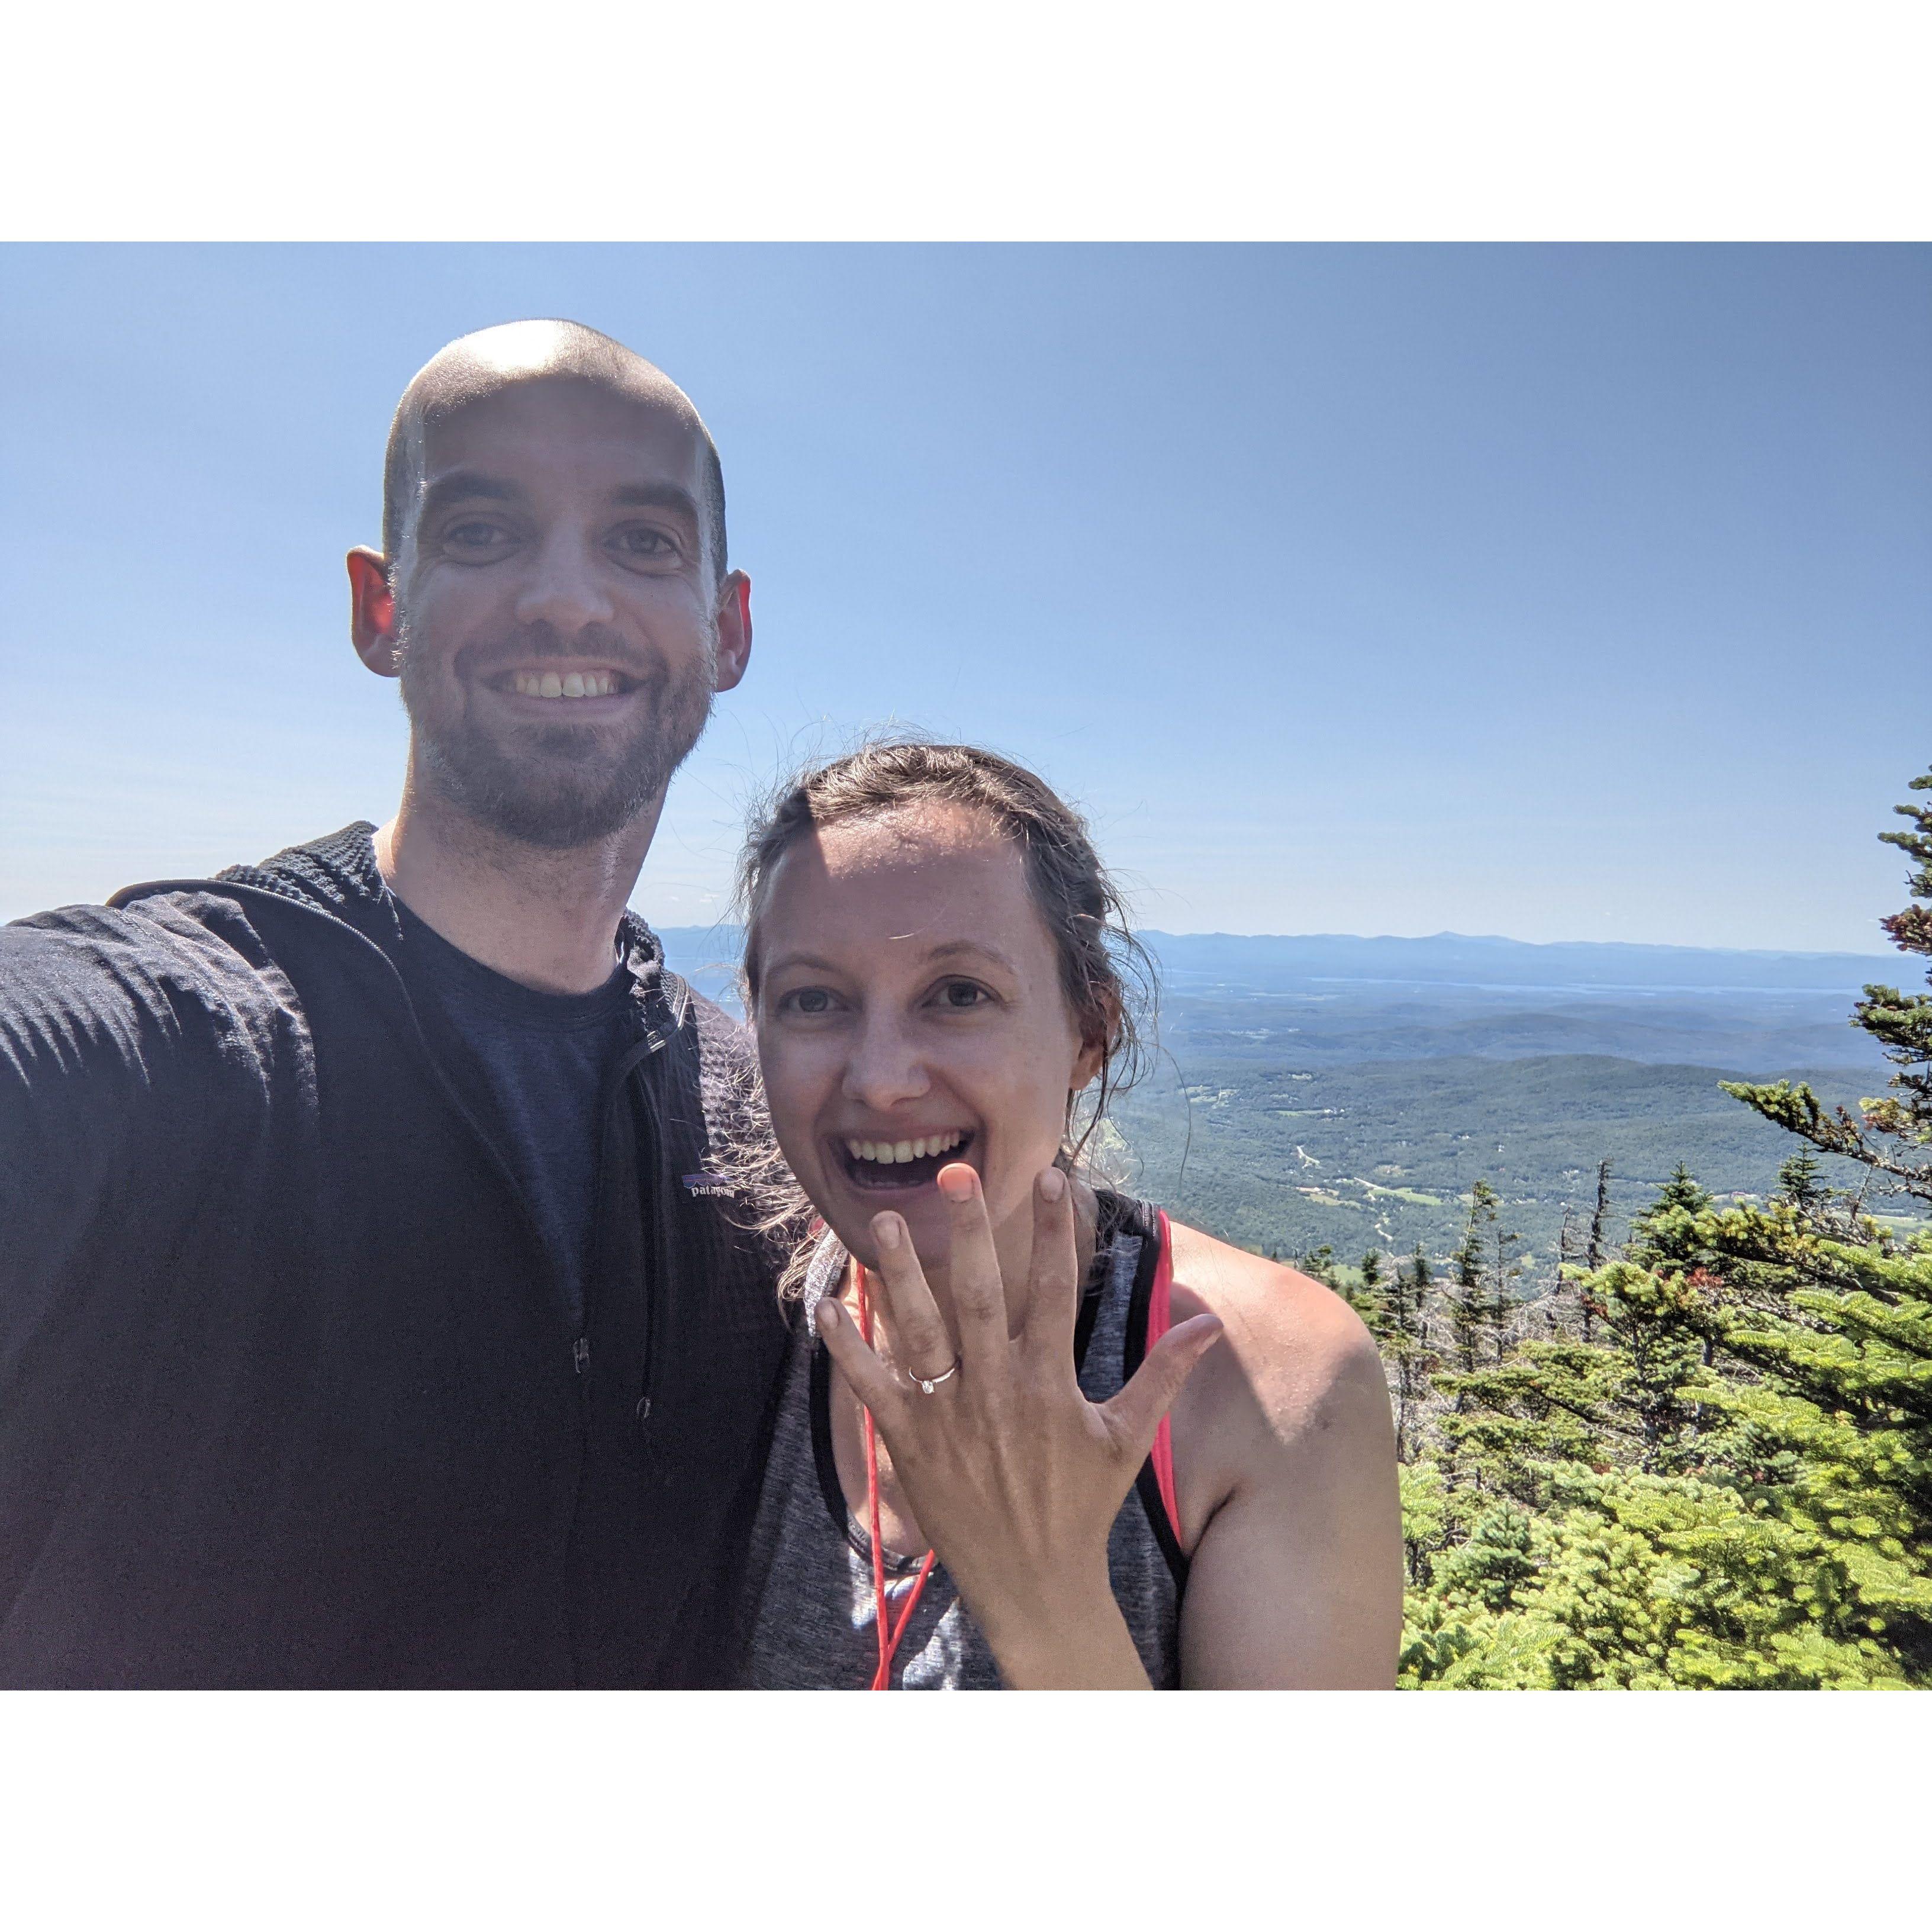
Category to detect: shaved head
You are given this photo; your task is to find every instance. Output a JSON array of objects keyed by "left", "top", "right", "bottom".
[
  {"left": 381, "top": 319, "right": 727, "bottom": 581},
  {"left": 352, "top": 318, "right": 751, "bottom": 853}
]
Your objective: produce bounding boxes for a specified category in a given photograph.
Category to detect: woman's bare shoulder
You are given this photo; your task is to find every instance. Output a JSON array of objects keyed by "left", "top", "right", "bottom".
[{"left": 1164, "top": 1219, "right": 1389, "bottom": 1470}]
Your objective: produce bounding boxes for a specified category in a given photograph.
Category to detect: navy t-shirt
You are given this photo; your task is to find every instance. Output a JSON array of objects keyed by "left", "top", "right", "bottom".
[{"left": 393, "top": 901, "right": 636, "bottom": 1334}]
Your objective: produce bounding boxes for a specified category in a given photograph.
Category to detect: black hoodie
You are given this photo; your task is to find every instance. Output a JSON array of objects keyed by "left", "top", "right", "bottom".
[{"left": 0, "top": 824, "right": 789, "bottom": 1687}]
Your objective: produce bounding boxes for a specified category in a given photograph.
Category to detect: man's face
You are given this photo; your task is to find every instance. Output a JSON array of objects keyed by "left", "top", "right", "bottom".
[{"left": 360, "top": 376, "right": 745, "bottom": 849}]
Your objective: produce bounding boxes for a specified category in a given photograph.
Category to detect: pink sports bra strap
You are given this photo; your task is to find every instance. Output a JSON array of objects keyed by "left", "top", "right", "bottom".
[{"left": 1147, "top": 1210, "right": 1182, "bottom": 1546}]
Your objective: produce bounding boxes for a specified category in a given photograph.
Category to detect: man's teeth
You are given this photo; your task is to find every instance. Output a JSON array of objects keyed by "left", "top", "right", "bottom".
[
  {"left": 845, "top": 1130, "right": 967, "bottom": 1165},
  {"left": 510, "top": 670, "right": 621, "bottom": 699}
]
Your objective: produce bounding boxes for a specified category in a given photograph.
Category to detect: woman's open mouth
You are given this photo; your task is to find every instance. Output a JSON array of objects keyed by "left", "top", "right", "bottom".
[{"left": 836, "top": 1129, "right": 975, "bottom": 1193}]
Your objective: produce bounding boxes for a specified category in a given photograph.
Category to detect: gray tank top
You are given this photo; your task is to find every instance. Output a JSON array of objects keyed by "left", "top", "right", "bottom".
[{"left": 736, "top": 1191, "right": 1187, "bottom": 1689}]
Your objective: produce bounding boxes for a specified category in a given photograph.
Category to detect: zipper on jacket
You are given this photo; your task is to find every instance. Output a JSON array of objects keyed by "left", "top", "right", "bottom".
[
  {"left": 633, "top": 1074, "right": 679, "bottom": 1432},
  {"left": 548, "top": 1011, "right": 668, "bottom": 1685},
  {"left": 584, "top": 1028, "right": 669, "bottom": 1432}
]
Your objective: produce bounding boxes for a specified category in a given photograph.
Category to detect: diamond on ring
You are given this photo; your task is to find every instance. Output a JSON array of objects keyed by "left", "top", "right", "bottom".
[{"left": 907, "top": 1356, "right": 961, "bottom": 1394}]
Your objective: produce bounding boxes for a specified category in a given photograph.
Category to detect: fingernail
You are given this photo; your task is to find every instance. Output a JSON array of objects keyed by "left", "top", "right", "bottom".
[
  {"left": 1038, "top": 1167, "right": 1066, "bottom": 1202},
  {"left": 938, "top": 1165, "right": 975, "bottom": 1202},
  {"left": 874, "top": 1214, "right": 901, "bottom": 1251},
  {"left": 817, "top": 1297, "right": 840, "bottom": 1331}
]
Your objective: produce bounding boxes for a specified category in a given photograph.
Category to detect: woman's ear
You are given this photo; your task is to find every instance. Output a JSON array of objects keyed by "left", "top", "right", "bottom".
[
  {"left": 1071, "top": 1034, "right": 1106, "bottom": 1093},
  {"left": 1071, "top": 988, "right": 1118, "bottom": 1094}
]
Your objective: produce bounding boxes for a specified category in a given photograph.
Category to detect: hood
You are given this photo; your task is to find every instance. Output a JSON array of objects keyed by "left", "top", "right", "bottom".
[
  {"left": 209, "top": 820, "right": 405, "bottom": 949},
  {"left": 111, "top": 821, "right": 669, "bottom": 987}
]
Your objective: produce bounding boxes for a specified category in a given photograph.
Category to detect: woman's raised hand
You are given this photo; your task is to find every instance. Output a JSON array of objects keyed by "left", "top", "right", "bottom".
[{"left": 814, "top": 1163, "right": 1223, "bottom": 1689}]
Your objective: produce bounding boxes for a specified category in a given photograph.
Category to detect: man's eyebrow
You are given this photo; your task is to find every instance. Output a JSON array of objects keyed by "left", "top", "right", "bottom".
[
  {"left": 418, "top": 471, "right": 521, "bottom": 517},
  {"left": 611, "top": 481, "right": 701, "bottom": 523}
]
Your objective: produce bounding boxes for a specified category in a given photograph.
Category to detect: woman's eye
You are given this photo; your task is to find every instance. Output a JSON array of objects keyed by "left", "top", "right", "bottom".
[
  {"left": 937, "top": 981, "right": 990, "bottom": 1010},
  {"left": 780, "top": 987, "right": 837, "bottom": 1016}
]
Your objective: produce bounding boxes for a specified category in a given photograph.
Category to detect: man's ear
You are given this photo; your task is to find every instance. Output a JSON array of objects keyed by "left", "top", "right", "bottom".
[
  {"left": 348, "top": 548, "right": 400, "bottom": 677},
  {"left": 712, "top": 570, "right": 753, "bottom": 693}
]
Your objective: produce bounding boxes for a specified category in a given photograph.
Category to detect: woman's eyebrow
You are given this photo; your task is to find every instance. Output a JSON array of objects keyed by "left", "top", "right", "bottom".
[
  {"left": 920, "top": 939, "right": 1019, "bottom": 973},
  {"left": 761, "top": 950, "right": 844, "bottom": 977}
]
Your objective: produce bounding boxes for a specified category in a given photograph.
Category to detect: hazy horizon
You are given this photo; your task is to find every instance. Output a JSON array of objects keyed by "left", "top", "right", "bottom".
[{"left": 653, "top": 919, "right": 1897, "bottom": 964}]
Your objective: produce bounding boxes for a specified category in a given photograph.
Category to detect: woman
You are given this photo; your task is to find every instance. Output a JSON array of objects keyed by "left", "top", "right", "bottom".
[{"left": 733, "top": 742, "right": 1401, "bottom": 1688}]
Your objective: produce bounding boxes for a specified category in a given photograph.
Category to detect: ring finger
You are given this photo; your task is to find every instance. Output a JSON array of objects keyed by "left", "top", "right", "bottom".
[{"left": 864, "top": 1210, "right": 958, "bottom": 1384}]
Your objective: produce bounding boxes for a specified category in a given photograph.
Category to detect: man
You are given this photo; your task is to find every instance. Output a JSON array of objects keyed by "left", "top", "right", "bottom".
[{"left": 0, "top": 321, "right": 790, "bottom": 1687}]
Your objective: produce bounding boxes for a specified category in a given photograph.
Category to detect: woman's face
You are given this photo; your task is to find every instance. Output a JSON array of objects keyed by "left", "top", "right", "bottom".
[{"left": 751, "top": 803, "right": 1102, "bottom": 1280}]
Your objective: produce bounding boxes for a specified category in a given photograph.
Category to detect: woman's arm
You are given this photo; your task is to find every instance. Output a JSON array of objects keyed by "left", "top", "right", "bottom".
[{"left": 1165, "top": 1233, "right": 1404, "bottom": 1688}]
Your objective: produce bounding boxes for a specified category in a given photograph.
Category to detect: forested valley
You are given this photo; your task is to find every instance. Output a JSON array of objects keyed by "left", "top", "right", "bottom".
[{"left": 1306, "top": 771, "right": 1932, "bottom": 1688}]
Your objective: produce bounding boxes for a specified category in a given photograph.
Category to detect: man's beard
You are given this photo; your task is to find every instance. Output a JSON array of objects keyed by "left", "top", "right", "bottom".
[{"left": 396, "top": 614, "right": 715, "bottom": 851}]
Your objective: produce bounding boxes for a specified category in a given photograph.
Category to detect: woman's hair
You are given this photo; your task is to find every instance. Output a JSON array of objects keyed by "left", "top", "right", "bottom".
[{"left": 724, "top": 738, "right": 1157, "bottom": 1296}]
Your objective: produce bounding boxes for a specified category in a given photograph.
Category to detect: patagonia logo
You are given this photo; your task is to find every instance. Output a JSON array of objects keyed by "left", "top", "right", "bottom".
[{"left": 683, "top": 1171, "right": 735, "bottom": 1198}]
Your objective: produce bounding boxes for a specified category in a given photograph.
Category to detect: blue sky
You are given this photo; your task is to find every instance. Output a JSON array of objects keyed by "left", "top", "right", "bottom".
[{"left": 2, "top": 244, "right": 1925, "bottom": 950}]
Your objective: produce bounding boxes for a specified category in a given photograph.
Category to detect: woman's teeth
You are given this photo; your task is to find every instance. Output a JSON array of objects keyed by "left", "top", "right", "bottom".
[
  {"left": 510, "top": 670, "right": 622, "bottom": 699},
  {"left": 845, "top": 1130, "right": 966, "bottom": 1165}
]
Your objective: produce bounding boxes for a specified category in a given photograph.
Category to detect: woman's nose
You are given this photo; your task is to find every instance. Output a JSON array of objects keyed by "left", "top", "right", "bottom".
[{"left": 841, "top": 1014, "right": 930, "bottom": 1110}]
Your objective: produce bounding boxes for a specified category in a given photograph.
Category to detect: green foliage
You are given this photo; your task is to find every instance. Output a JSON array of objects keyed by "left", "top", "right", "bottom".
[
  {"left": 1396, "top": 763, "right": 1932, "bottom": 1689},
  {"left": 1401, "top": 1466, "right": 1915, "bottom": 1689},
  {"left": 1297, "top": 1244, "right": 1340, "bottom": 1291}
]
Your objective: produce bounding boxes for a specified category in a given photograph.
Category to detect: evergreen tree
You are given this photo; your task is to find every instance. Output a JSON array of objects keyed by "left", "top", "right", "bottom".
[
  {"left": 1447, "top": 1181, "right": 1500, "bottom": 1380},
  {"left": 1582, "top": 1158, "right": 1614, "bottom": 1343},
  {"left": 1298, "top": 1244, "right": 1339, "bottom": 1290},
  {"left": 1627, "top": 1163, "right": 1716, "bottom": 1271},
  {"left": 1378, "top": 1245, "right": 1437, "bottom": 1465},
  {"left": 1401, "top": 1245, "right": 1435, "bottom": 1457},
  {"left": 1351, "top": 1246, "right": 1388, "bottom": 1332},
  {"left": 1399, "top": 762, "right": 1932, "bottom": 1688},
  {"left": 1776, "top": 1152, "right": 1827, "bottom": 1216},
  {"left": 1696, "top": 762, "right": 1932, "bottom": 1679},
  {"left": 1585, "top": 1159, "right": 1614, "bottom": 1267}
]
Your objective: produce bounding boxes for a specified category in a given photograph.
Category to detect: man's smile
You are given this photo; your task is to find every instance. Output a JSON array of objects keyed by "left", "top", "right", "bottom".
[
  {"left": 478, "top": 661, "right": 646, "bottom": 717},
  {"left": 504, "top": 668, "right": 630, "bottom": 699}
]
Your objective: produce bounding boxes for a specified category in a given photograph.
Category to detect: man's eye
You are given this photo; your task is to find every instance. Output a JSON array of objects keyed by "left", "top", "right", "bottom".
[
  {"left": 447, "top": 521, "right": 511, "bottom": 551},
  {"left": 613, "top": 526, "right": 677, "bottom": 559}
]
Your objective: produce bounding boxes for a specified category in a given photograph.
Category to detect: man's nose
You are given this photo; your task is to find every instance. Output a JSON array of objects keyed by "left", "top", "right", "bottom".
[
  {"left": 513, "top": 528, "right": 617, "bottom": 633},
  {"left": 841, "top": 1012, "right": 931, "bottom": 1112}
]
